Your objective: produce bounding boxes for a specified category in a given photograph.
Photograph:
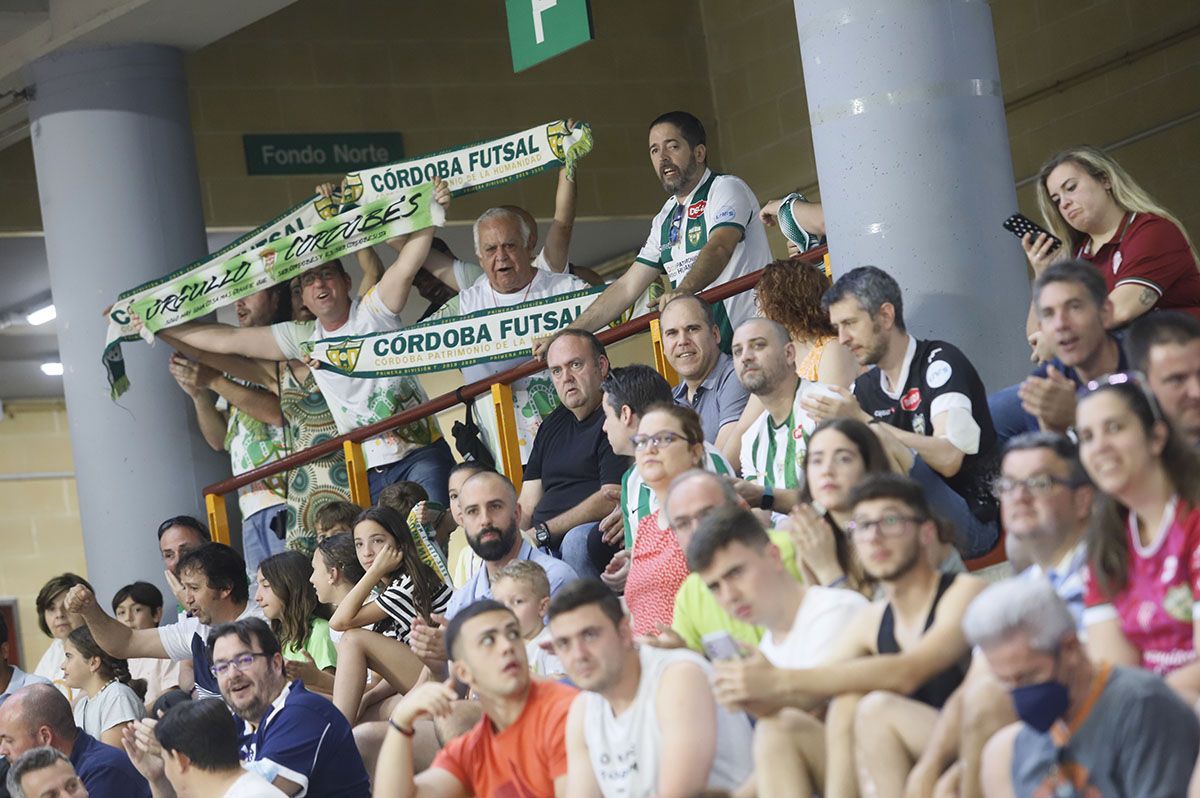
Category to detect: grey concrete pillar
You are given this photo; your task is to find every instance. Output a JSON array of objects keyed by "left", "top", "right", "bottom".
[
  {"left": 793, "top": 0, "right": 1028, "bottom": 388},
  {"left": 26, "top": 45, "right": 229, "bottom": 605}
]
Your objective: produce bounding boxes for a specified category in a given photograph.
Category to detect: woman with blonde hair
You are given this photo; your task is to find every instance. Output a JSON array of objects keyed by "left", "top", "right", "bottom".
[{"left": 1023, "top": 146, "right": 1200, "bottom": 348}]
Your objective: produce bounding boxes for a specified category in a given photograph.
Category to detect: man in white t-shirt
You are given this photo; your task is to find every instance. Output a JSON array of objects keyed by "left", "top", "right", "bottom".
[
  {"left": 688, "top": 504, "right": 866, "bottom": 669},
  {"left": 732, "top": 318, "right": 823, "bottom": 515},
  {"left": 548, "top": 579, "right": 753, "bottom": 797},
  {"left": 432, "top": 207, "right": 593, "bottom": 464},
  {"left": 64, "top": 544, "right": 263, "bottom": 701},
  {"left": 163, "top": 184, "right": 454, "bottom": 504},
  {"left": 533, "top": 111, "right": 770, "bottom": 357},
  {"left": 124, "top": 698, "right": 286, "bottom": 797}
]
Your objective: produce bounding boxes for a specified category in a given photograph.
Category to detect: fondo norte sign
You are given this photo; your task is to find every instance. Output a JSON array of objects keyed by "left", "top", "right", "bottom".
[
  {"left": 506, "top": 0, "right": 594, "bottom": 72},
  {"left": 244, "top": 133, "right": 405, "bottom": 176}
]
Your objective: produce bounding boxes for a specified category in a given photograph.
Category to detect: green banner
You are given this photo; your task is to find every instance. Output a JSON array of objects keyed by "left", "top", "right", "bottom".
[
  {"left": 102, "top": 119, "right": 595, "bottom": 397},
  {"left": 303, "top": 286, "right": 606, "bottom": 378}
]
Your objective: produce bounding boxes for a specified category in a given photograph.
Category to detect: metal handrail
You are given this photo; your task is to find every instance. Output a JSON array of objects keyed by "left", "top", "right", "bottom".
[{"left": 201, "top": 245, "right": 828, "bottom": 498}]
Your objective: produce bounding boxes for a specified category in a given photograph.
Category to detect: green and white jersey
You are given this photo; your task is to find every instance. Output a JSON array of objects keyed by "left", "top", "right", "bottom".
[
  {"left": 634, "top": 169, "right": 769, "bottom": 346},
  {"left": 739, "top": 380, "right": 823, "bottom": 492},
  {"left": 435, "top": 268, "right": 590, "bottom": 465},
  {"left": 219, "top": 399, "right": 288, "bottom": 518},
  {"left": 621, "top": 442, "right": 733, "bottom": 548}
]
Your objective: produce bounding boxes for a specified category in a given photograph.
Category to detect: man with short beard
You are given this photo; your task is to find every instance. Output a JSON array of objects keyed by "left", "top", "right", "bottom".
[
  {"left": 536, "top": 111, "right": 769, "bottom": 355},
  {"left": 205, "top": 619, "right": 367, "bottom": 797},
  {"left": 1125, "top": 309, "right": 1200, "bottom": 446},
  {"left": 704, "top": 474, "right": 985, "bottom": 798},
  {"left": 810, "top": 265, "right": 1001, "bottom": 558},
  {"left": 730, "top": 317, "right": 825, "bottom": 515},
  {"left": 445, "top": 471, "right": 578, "bottom": 620}
]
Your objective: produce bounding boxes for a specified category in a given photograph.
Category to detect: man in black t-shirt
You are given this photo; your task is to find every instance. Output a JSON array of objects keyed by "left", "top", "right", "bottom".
[
  {"left": 803, "top": 266, "right": 1001, "bottom": 558},
  {"left": 519, "top": 330, "right": 629, "bottom": 579}
]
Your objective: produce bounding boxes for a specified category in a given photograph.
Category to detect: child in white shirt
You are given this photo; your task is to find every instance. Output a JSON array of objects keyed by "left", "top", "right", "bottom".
[{"left": 492, "top": 560, "right": 564, "bottom": 678}]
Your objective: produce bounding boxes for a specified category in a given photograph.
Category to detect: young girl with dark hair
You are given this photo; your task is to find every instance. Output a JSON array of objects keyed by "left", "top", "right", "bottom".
[
  {"left": 255, "top": 551, "right": 337, "bottom": 680},
  {"left": 61, "top": 625, "right": 146, "bottom": 747},
  {"left": 328, "top": 506, "right": 453, "bottom": 723}
]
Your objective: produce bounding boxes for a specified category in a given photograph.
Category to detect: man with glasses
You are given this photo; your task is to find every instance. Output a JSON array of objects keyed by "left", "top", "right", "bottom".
[
  {"left": 637, "top": 469, "right": 806, "bottom": 655},
  {"left": 730, "top": 317, "right": 824, "bottom": 516},
  {"left": 161, "top": 184, "right": 456, "bottom": 505},
  {"left": 705, "top": 474, "right": 985, "bottom": 798},
  {"left": 517, "top": 330, "right": 628, "bottom": 580},
  {"left": 202, "top": 618, "right": 366, "bottom": 797},
  {"left": 907, "top": 432, "right": 1093, "bottom": 797}
]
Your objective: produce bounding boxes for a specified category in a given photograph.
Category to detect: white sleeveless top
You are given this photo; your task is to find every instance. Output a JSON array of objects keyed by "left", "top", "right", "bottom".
[{"left": 582, "top": 646, "right": 753, "bottom": 797}]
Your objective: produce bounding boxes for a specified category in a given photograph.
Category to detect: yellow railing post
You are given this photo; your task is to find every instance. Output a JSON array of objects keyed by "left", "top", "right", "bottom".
[
  {"left": 650, "top": 318, "right": 679, "bottom": 385},
  {"left": 344, "top": 440, "right": 372, "bottom": 508},
  {"left": 205, "top": 493, "right": 231, "bottom": 546},
  {"left": 823, "top": 252, "right": 832, "bottom": 278},
  {"left": 490, "top": 383, "right": 524, "bottom": 491}
]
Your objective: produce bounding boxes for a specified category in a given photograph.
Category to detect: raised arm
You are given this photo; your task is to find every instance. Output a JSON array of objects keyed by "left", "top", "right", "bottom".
[
  {"left": 162, "top": 331, "right": 278, "bottom": 392},
  {"left": 165, "top": 321, "right": 287, "bottom": 361},
  {"left": 539, "top": 261, "right": 660, "bottom": 355},
  {"left": 65, "top": 585, "right": 168, "bottom": 660},
  {"left": 373, "top": 180, "right": 450, "bottom": 315},
  {"left": 357, "top": 245, "right": 386, "bottom": 298},
  {"left": 542, "top": 166, "right": 578, "bottom": 273},
  {"left": 167, "top": 355, "right": 227, "bottom": 451},
  {"left": 328, "top": 546, "right": 397, "bottom": 632}
]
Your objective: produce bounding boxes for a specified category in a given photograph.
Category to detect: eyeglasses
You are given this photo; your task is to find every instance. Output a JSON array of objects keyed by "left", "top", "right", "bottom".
[
  {"left": 631, "top": 431, "right": 695, "bottom": 452},
  {"left": 845, "top": 514, "right": 925, "bottom": 540},
  {"left": 1078, "top": 371, "right": 1163, "bottom": 421},
  {"left": 210, "top": 652, "right": 270, "bottom": 678},
  {"left": 299, "top": 267, "right": 343, "bottom": 287},
  {"left": 992, "top": 474, "right": 1078, "bottom": 498},
  {"left": 669, "top": 505, "right": 715, "bottom": 534}
]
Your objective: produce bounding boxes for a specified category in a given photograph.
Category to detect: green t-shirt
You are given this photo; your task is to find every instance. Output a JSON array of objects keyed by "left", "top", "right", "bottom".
[
  {"left": 671, "top": 530, "right": 804, "bottom": 654},
  {"left": 283, "top": 618, "right": 338, "bottom": 671}
]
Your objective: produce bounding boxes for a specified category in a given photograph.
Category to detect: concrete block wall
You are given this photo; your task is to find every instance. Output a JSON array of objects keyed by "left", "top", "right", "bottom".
[{"left": 0, "top": 401, "right": 86, "bottom": 667}]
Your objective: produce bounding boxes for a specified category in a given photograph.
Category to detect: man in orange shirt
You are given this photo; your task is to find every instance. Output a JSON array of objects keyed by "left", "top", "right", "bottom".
[{"left": 374, "top": 600, "right": 577, "bottom": 797}]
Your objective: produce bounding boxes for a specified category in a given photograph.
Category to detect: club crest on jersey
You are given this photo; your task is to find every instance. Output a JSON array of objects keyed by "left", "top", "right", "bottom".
[
  {"left": 687, "top": 226, "right": 702, "bottom": 246},
  {"left": 912, "top": 413, "right": 927, "bottom": 436},
  {"left": 687, "top": 200, "right": 707, "bottom": 220},
  {"left": 901, "top": 387, "right": 922, "bottom": 412}
]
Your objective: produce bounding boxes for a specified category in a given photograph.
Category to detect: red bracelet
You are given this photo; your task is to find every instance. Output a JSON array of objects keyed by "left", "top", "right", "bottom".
[{"left": 388, "top": 719, "right": 415, "bottom": 737}]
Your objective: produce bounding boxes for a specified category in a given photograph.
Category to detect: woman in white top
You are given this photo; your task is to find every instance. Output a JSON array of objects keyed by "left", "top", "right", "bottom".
[
  {"left": 32, "top": 573, "right": 93, "bottom": 704},
  {"left": 61, "top": 625, "right": 146, "bottom": 747}
]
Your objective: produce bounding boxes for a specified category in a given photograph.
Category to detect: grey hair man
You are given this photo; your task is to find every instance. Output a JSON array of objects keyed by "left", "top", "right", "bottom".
[
  {"left": 6, "top": 747, "right": 87, "bottom": 798},
  {"left": 967, "top": 579, "right": 1200, "bottom": 798}
]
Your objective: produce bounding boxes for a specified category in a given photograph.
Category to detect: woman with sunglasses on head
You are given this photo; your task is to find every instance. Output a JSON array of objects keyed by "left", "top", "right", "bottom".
[
  {"left": 1078, "top": 373, "right": 1200, "bottom": 704},
  {"left": 1023, "top": 147, "right": 1200, "bottom": 357},
  {"left": 624, "top": 403, "right": 710, "bottom": 637}
]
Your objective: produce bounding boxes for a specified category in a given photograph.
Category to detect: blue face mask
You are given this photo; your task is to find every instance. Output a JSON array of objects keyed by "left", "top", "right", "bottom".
[{"left": 1011, "top": 679, "right": 1070, "bottom": 733}]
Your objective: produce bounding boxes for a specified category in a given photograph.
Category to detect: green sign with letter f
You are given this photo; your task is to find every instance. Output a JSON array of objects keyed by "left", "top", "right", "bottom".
[{"left": 506, "top": 0, "right": 595, "bottom": 73}]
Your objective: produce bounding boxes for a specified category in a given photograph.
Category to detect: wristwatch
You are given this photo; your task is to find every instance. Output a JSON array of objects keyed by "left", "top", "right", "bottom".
[
  {"left": 534, "top": 523, "right": 553, "bottom": 550},
  {"left": 759, "top": 485, "right": 775, "bottom": 511}
]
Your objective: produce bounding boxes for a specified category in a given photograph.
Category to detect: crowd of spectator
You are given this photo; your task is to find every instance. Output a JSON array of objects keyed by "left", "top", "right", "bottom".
[{"left": 3, "top": 108, "right": 1200, "bottom": 798}]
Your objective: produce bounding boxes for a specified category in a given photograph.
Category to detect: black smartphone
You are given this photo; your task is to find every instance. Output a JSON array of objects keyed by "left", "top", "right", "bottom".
[{"left": 1003, "top": 213, "right": 1062, "bottom": 252}]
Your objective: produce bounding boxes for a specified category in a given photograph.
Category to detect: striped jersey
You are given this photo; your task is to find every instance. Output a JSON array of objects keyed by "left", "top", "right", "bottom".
[
  {"left": 739, "top": 380, "right": 822, "bottom": 491},
  {"left": 634, "top": 169, "right": 769, "bottom": 346},
  {"left": 621, "top": 442, "right": 733, "bottom": 548}
]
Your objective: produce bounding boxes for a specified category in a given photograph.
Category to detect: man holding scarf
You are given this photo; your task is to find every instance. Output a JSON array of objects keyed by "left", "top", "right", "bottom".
[
  {"left": 534, "top": 111, "right": 770, "bottom": 356},
  {"left": 162, "top": 182, "right": 455, "bottom": 504}
]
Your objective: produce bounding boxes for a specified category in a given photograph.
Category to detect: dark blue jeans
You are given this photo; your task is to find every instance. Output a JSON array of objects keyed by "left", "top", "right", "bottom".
[
  {"left": 988, "top": 382, "right": 1039, "bottom": 449},
  {"left": 367, "top": 438, "right": 455, "bottom": 505}
]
